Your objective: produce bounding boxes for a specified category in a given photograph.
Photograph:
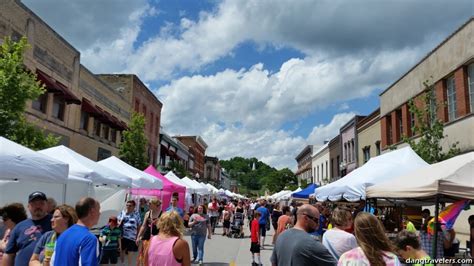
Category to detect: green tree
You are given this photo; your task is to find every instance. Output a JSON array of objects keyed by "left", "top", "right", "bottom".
[
  {"left": 261, "top": 168, "right": 298, "bottom": 193},
  {"left": 119, "top": 112, "right": 148, "bottom": 170},
  {"left": 0, "top": 36, "right": 59, "bottom": 149},
  {"left": 401, "top": 80, "right": 460, "bottom": 163},
  {"left": 165, "top": 160, "right": 191, "bottom": 178}
]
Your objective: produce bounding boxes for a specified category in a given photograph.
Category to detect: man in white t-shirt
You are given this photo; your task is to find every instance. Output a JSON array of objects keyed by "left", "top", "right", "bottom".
[{"left": 208, "top": 197, "right": 219, "bottom": 234}]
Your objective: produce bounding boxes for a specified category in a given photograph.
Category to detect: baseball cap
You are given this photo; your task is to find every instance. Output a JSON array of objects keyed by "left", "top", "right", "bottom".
[{"left": 28, "top": 191, "right": 47, "bottom": 202}]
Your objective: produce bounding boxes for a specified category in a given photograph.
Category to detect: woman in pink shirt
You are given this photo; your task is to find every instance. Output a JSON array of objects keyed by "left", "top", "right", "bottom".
[{"left": 146, "top": 211, "right": 191, "bottom": 266}]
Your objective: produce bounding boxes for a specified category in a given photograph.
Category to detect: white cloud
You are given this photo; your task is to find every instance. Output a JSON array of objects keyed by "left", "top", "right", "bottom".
[{"left": 306, "top": 112, "right": 356, "bottom": 146}]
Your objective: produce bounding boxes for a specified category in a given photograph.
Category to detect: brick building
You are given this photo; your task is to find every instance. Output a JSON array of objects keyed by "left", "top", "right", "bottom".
[
  {"left": 98, "top": 74, "right": 163, "bottom": 166},
  {"left": 1, "top": 0, "right": 130, "bottom": 161},
  {"left": 174, "top": 136, "right": 208, "bottom": 179},
  {"left": 380, "top": 18, "right": 474, "bottom": 153},
  {"left": 295, "top": 145, "right": 313, "bottom": 186},
  {"left": 204, "top": 156, "right": 221, "bottom": 185}
]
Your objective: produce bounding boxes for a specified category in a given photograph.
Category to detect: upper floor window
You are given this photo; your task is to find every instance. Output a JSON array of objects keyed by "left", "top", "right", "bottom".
[
  {"left": 397, "top": 109, "right": 403, "bottom": 138},
  {"left": 446, "top": 76, "right": 457, "bottom": 121},
  {"left": 325, "top": 161, "right": 328, "bottom": 178},
  {"left": 94, "top": 119, "right": 101, "bottom": 137},
  {"left": 80, "top": 111, "right": 89, "bottom": 131},
  {"left": 375, "top": 141, "right": 381, "bottom": 156},
  {"left": 387, "top": 114, "right": 393, "bottom": 145},
  {"left": 52, "top": 95, "right": 65, "bottom": 121},
  {"left": 363, "top": 146, "right": 371, "bottom": 163},
  {"left": 32, "top": 93, "right": 48, "bottom": 113},
  {"left": 468, "top": 64, "right": 474, "bottom": 113}
]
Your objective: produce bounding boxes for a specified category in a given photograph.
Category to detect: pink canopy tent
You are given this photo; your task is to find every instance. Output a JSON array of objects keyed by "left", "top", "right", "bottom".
[{"left": 130, "top": 165, "right": 185, "bottom": 209}]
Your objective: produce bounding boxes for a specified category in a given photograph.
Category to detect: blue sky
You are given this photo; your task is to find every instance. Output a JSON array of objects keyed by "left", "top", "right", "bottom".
[{"left": 23, "top": 0, "right": 473, "bottom": 169}]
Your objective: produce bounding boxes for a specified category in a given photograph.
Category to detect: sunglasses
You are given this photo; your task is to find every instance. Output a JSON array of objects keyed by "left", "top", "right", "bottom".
[{"left": 303, "top": 213, "right": 319, "bottom": 224}]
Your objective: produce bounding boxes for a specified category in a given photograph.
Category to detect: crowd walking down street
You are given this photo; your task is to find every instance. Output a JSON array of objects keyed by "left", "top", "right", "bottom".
[{"left": 1, "top": 193, "right": 473, "bottom": 266}]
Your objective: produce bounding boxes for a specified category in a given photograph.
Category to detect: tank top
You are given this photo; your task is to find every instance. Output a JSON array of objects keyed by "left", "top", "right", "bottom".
[{"left": 148, "top": 236, "right": 182, "bottom": 266}]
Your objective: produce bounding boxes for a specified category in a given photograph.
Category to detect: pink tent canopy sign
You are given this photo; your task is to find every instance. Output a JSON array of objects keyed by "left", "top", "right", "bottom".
[{"left": 130, "top": 165, "right": 186, "bottom": 209}]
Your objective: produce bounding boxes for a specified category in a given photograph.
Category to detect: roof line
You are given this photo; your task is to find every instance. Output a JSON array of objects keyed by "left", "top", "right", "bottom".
[{"left": 380, "top": 17, "right": 473, "bottom": 96}]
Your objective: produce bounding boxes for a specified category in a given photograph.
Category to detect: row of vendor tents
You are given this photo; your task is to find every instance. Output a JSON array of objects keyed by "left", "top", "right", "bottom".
[
  {"left": 269, "top": 146, "right": 473, "bottom": 203},
  {"left": 0, "top": 137, "right": 245, "bottom": 226}
]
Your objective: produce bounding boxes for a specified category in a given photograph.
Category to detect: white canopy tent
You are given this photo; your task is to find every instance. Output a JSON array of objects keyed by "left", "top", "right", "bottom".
[
  {"left": 0, "top": 137, "right": 68, "bottom": 183},
  {"left": 165, "top": 171, "right": 188, "bottom": 188},
  {"left": 205, "top": 183, "right": 219, "bottom": 194},
  {"left": 181, "top": 177, "right": 208, "bottom": 194},
  {"left": 225, "top": 190, "right": 235, "bottom": 197},
  {"left": 278, "top": 187, "right": 301, "bottom": 201},
  {"left": 98, "top": 156, "right": 163, "bottom": 189},
  {"left": 198, "top": 182, "right": 211, "bottom": 194},
  {"left": 367, "top": 152, "right": 474, "bottom": 201},
  {"left": 40, "top": 146, "right": 133, "bottom": 187},
  {"left": 0, "top": 138, "right": 82, "bottom": 206},
  {"left": 314, "top": 147, "right": 428, "bottom": 202},
  {"left": 270, "top": 190, "right": 292, "bottom": 200}
]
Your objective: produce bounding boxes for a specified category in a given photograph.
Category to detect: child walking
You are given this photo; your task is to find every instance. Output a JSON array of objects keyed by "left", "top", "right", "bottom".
[
  {"left": 250, "top": 212, "right": 261, "bottom": 265},
  {"left": 99, "top": 216, "right": 122, "bottom": 265},
  {"left": 222, "top": 206, "right": 231, "bottom": 237}
]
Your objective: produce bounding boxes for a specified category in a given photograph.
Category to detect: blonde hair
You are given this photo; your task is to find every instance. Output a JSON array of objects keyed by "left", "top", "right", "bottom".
[
  {"left": 354, "top": 212, "right": 394, "bottom": 266},
  {"left": 149, "top": 198, "right": 161, "bottom": 205},
  {"left": 157, "top": 211, "right": 184, "bottom": 238},
  {"left": 331, "top": 207, "right": 352, "bottom": 227}
]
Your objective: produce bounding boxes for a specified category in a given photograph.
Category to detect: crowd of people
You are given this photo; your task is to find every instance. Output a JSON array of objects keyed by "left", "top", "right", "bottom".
[{"left": 0, "top": 192, "right": 472, "bottom": 266}]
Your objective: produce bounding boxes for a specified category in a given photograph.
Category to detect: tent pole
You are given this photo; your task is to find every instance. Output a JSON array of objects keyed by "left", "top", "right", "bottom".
[
  {"left": 62, "top": 183, "right": 67, "bottom": 204},
  {"left": 432, "top": 194, "right": 440, "bottom": 259}
]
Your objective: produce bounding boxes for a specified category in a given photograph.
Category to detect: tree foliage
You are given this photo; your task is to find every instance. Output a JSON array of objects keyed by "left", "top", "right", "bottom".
[
  {"left": 164, "top": 160, "right": 191, "bottom": 178},
  {"left": 0, "top": 36, "right": 59, "bottom": 149},
  {"left": 119, "top": 112, "right": 148, "bottom": 170},
  {"left": 220, "top": 157, "right": 298, "bottom": 193},
  {"left": 401, "top": 80, "right": 460, "bottom": 163}
]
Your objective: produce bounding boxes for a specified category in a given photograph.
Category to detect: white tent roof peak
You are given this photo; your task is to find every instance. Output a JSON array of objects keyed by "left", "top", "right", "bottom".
[
  {"left": 367, "top": 151, "right": 474, "bottom": 200},
  {"left": 315, "top": 146, "right": 428, "bottom": 202},
  {"left": 39, "top": 145, "right": 132, "bottom": 187},
  {"left": 98, "top": 156, "right": 163, "bottom": 189},
  {"left": 0, "top": 137, "right": 69, "bottom": 183}
]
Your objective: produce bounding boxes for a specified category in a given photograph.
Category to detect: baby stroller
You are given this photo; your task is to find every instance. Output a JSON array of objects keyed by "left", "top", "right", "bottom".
[{"left": 230, "top": 212, "right": 244, "bottom": 238}]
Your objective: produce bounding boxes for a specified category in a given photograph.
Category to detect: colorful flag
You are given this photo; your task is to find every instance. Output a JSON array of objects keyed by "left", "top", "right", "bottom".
[{"left": 427, "top": 199, "right": 470, "bottom": 235}]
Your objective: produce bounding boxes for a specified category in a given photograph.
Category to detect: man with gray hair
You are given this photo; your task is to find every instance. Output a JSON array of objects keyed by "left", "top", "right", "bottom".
[{"left": 271, "top": 204, "right": 336, "bottom": 266}]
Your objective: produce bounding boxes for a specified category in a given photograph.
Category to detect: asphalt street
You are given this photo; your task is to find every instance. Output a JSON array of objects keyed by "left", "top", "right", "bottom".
[{"left": 183, "top": 222, "right": 274, "bottom": 266}]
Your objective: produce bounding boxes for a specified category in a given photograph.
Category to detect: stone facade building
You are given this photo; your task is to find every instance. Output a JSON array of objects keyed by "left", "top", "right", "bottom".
[
  {"left": 311, "top": 142, "right": 330, "bottom": 185},
  {"left": 357, "top": 109, "right": 381, "bottom": 166},
  {"left": 1, "top": 0, "right": 130, "bottom": 161},
  {"left": 380, "top": 18, "right": 474, "bottom": 154}
]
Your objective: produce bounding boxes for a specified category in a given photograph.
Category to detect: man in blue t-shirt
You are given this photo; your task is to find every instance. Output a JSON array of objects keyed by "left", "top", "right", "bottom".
[
  {"left": 256, "top": 199, "right": 269, "bottom": 247},
  {"left": 166, "top": 196, "right": 184, "bottom": 218},
  {"left": 52, "top": 197, "right": 101, "bottom": 266},
  {"left": 3, "top": 191, "right": 52, "bottom": 266}
]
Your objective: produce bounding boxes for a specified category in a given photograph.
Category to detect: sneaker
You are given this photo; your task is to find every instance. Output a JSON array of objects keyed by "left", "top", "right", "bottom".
[{"left": 198, "top": 260, "right": 203, "bottom": 265}]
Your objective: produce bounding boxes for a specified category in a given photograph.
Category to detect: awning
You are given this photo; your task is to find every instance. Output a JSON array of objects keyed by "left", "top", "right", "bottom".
[
  {"left": 81, "top": 98, "right": 127, "bottom": 130},
  {"left": 36, "top": 69, "right": 81, "bottom": 105},
  {"left": 81, "top": 98, "right": 102, "bottom": 116}
]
